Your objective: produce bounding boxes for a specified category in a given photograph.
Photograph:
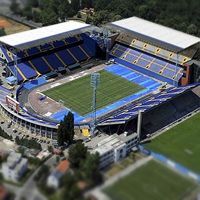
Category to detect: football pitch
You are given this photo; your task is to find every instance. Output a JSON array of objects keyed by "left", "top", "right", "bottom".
[
  {"left": 104, "top": 160, "right": 197, "bottom": 200},
  {"left": 146, "top": 112, "right": 200, "bottom": 173},
  {"left": 43, "top": 70, "right": 143, "bottom": 115}
]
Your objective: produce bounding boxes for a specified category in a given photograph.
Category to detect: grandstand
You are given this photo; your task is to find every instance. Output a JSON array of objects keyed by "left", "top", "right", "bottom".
[
  {"left": 0, "top": 17, "right": 200, "bottom": 141},
  {"left": 0, "top": 21, "right": 97, "bottom": 82}
]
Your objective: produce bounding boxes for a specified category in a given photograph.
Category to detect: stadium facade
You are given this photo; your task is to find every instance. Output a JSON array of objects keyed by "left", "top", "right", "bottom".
[{"left": 0, "top": 17, "right": 200, "bottom": 141}]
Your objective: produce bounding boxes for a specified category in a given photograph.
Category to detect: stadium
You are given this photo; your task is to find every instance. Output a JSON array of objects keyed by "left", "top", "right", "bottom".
[{"left": 0, "top": 16, "right": 200, "bottom": 141}]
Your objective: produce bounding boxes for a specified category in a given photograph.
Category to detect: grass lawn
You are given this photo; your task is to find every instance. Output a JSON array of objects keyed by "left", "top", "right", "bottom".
[
  {"left": 145, "top": 112, "right": 200, "bottom": 173},
  {"left": 43, "top": 70, "right": 143, "bottom": 115},
  {"left": 104, "top": 160, "right": 197, "bottom": 200}
]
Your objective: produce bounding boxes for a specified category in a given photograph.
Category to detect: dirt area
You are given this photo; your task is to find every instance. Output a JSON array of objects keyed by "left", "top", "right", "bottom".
[{"left": 0, "top": 16, "right": 30, "bottom": 35}]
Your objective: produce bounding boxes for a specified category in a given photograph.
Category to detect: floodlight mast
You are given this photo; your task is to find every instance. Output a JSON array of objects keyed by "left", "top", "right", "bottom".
[{"left": 90, "top": 73, "right": 100, "bottom": 136}]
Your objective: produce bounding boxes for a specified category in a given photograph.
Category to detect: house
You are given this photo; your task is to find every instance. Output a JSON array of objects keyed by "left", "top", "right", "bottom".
[
  {"left": 1, "top": 152, "right": 28, "bottom": 182},
  {"left": 47, "top": 160, "right": 69, "bottom": 188}
]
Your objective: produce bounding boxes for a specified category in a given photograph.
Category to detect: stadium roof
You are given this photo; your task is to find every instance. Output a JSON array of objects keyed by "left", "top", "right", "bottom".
[
  {"left": 0, "top": 21, "right": 90, "bottom": 49},
  {"left": 111, "top": 17, "right": 200, "bottom": 52}
]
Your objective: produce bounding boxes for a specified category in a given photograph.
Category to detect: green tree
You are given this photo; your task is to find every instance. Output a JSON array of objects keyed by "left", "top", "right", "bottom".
[
  {"left": 61, "top": 174, "right": 82, "bottom": 200},
  {"left": 81, "top": 153, "right": 102, "bottom": 185},
  {"left": 10, "top": 0, "right": 21, "bottom": 14},
  {"left": 0, "top": 28, "right": 6, "bottom": 37},
  {"left": 57, "top": 112, "right": 75, "bottom": 146},
  {"left": 68, "top": 142, "right": 87, "bottom": 169},
  {"left": 39, "top": 7, "right": 58, "bottom": 25},
  {"left": 187, "top": 24, "right": 198, "bottom": 35}
]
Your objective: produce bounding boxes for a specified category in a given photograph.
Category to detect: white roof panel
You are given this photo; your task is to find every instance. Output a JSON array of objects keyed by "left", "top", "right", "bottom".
[
  {"left": 112, "top": 17, "right": 200, "bottom": 49},
  {"left": 0, "top": 21, "right": 90, "bottom": 48}
]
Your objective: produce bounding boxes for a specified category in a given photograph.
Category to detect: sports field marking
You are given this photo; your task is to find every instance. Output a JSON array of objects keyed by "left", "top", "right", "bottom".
[{"left": 43, "top": 70, "right": 144, "bottom": 115}]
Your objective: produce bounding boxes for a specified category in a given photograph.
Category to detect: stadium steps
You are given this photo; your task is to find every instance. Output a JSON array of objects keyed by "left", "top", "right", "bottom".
[
  {"left": 9, "top": 65, "right": 27, "bottom": 82},
  {"left": 69, "top": 46, "right": 88, "bottom": 61},
  {"left": 17, "top": 62, "right": 38, "bottom": 80},
  {"left": 66, "top": 49, "right": 79, "bottom": 62},
  {"left": 44, "top": 53, "right": 64, "bottom": 69},
  {"left": 54, "top": 52, "right": 67, "bottom": 67},
  {"left": 27, "top": 61, "right": 41, "bottom": 76},
  {"left": 41, "top": 57, "right": 54, "bottom": 71},
  {"left": 78, "top": 45, "right": 90, "bottom": 59},
  {"left": 57, "top": 50, "right": 76, "bottom": 66},
  {"left": 31, "top": 57, "right": 52, "bottom": 74}
]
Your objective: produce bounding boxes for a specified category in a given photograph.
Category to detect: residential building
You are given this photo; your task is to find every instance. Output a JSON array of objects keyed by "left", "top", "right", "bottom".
[
  {"left": 47, "top": 160, "right": 69, "bottom": 189},
  {"left": 1, "top": 152, "right": 28, "bottom": 182}
]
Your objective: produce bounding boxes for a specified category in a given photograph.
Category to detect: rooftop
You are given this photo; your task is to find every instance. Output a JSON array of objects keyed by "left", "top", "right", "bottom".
[
  {"left": 111, "top": 16, "right": 200, "bottom": 51},
  {"left": 86, "top": 133, "right": 138, "bottom": 155},
  {"left": 0, "top": 21, "right": 90, "bottom": 49},
  {"left": 56, "top": 160, "right": 70, "bottom": 174}
]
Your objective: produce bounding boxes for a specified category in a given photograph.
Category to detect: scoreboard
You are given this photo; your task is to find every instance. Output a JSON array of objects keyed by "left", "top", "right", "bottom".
[{"left": 6, "top": 95, "right": 20, "bottom": 113}]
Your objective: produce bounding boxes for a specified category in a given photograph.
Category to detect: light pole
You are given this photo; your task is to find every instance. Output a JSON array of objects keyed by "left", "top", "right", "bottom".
[{"left": 90, "top": 72, "right": 100, "bottom": 136}]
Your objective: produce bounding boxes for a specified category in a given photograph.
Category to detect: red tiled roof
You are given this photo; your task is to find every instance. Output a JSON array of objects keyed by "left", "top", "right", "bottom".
[{"left": 56, "top": 160, "right": 69, "bottom": 174}]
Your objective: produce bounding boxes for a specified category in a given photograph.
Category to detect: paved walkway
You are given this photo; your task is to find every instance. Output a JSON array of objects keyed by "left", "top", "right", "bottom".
[{"left": 87, "top": 156, "right": 152, "bottom": 200}]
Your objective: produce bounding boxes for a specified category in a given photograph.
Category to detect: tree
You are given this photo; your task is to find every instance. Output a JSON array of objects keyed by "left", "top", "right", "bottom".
[
  {"left": 10, "top": 0, "right": 21, "bottom": 14},
  {"left": 39, "top": 7, "right": 58, "bottom": 25},
  {"left": 80, "top": 153, "right": 102, "bottom": 185},
  {"left": 57, "top": 112, "right": 75, "bottom": 146},
  {"left": 187, "top": 24, "right": 198, "bottom": 35},
  {"left": 68, "top": 142, "right": 87, "bottom": 169},
  {"left": 61, "top": 174, "right": 82, "bottom": 200},
  {"left": 0, "top": 28, "right": 6, "bottom": 37}
]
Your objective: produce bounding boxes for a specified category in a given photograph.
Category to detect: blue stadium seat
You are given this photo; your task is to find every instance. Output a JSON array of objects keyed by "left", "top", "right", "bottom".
[
  {"left": 0, "top": 46, "right": 13, "bottom": 63},
  {"left": 18, "top": 62, "right": 38, "bottom": 79},
  {"left": 44, "top": 53, "right": 65, "bottom": 69},
  {"left": 68, "top": 46, "right": 87, "bottom": 61},
  {"left": 65, "top": 37, "right": 79, "bottom": 44},
  {"left": 27, "top": 47, "right": 40, "bottom": 56},
  {"left": 111, "top": 43, "right": 183, "bottom": 84},
  {"left": 31, "top": 57, "right": 51, "bottom": 74},
  {"left": 81, "top": 44, "right": 94, "bottom": 57},
  {"left": 57, "top": 49, "right": 76, "bottom": 65},
  {"left": 53, "top": 40, "right": 65, "bottom": 48},
  {"left": 8, "top": 65, "right": 24, "bottom": 82}
]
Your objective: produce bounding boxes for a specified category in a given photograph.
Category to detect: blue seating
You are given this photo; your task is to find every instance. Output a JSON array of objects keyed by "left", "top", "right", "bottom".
[
  {"left": 40, "top": 43, "right": 53, "bottom": 51},
  {"left": 8, "top": 65, "right": 24, "bottom": 82},
  {"left": 69, "top": 46, "right": 87, "bottom": 61},
  {"left": 149, "top": 63, "right": 163, "bottom": 72},
  {"left": 27, "top": 47, "right": 40, "bottom": 56},
  {"left": 99, "top": 84, "right": 196, "bottom": 125},
  {"left": 44, "top": 53, "right": 65, "bottom": 69},
  {"left": 31, "top": 57, "right": 51, "bottom": 74},
  {"left": 57, "top": 49, "right": 76, "bottom": 65},
  {"left": 53, "top": 40, "right": 65, "bottom": 48},
  {"left": 81, "top": 44, "right": 94, "bottom": 57},
  {"left": 18, "top": 62, "right": 38, "bottom": 79},
  {"left": 0, "top": 46, "right": 13, "bottom": 63},
  {"left": 65, "top": 37, "right": 79, "bottom": 44},
  {"left": 111, "top": 43, "right": 183, "bottom": 85}
]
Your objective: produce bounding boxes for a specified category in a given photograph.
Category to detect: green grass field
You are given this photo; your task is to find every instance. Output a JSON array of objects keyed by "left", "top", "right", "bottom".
[
  {"left": 43, "top": 70, "right": 143, "bottom": 115},
  {"left": 104, "top": 160, "right": 197, "bottom": 200},
  {"left": 145, "top": 112, "right": 200, "bottom": 173}
]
